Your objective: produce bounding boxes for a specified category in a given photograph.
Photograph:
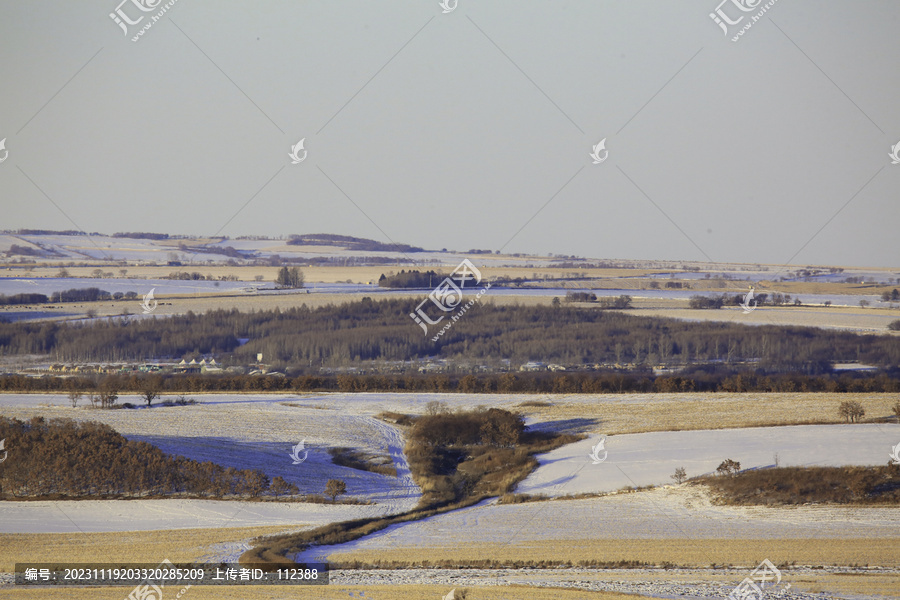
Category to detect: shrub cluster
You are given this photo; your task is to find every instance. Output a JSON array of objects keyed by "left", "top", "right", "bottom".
[
  {"left": 409, "top": 408, "right": 524, "bottom": 448},
  {"left": 699, "top": 465, "right": 900, "bottom": 505},
  {"left": 0, "top": 416, "right": 290, "bottom": 499}
]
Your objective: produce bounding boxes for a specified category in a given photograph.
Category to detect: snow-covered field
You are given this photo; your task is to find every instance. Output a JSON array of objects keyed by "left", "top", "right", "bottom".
[
  {"left": 1, "top": 393, "right": 897, "bottom": 538},
  {"left": 296, "top": 484, "right": 900, "bottom": 563},
  {"left": 0, "top": 393, "right": 421, "bottom": 533},
  {"left": 0, "top": 498, "right": 384, "bottom": 534},
  {"left": 0, "top": 276, "right": 255, "bottom": 296},
  {"left": 1, "top": 391, "right": 899, "bottom": 600},
  {"left": 516, "top": 424, "right": 900, "bottom": 496}
]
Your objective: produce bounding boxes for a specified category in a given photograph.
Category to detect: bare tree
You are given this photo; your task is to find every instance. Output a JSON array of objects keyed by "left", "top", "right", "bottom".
[
  {"left": 716, "top": 459, "right": 741, "bottom": 477},
  {"left": 141, "top": 379, "right": 161, "bottom": 408},
  {"left": 838, "top": 400, "right": 865, "bottom": 423},
  {"left": 98, "top": 382, "right": 119, "bottom": 409},
  {"left": 671, "top": 467, "right": 687, "bottom": 484},
  {"left": 269, "top": 476, "right": 299, "bottom": 497},
  {"left": 424, "top": 401, "right": 449, "bottom": 416},
  {"left": 68, "top": 390, "right": 82, "bottom": 408},
  {"left": 324, "top": 479, "right": 347, "bottom": 502}
]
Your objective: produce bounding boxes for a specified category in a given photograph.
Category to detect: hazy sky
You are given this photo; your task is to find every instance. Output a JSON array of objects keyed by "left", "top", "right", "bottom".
[{"left": 1, "top": 1, "right": 898, "bottom": 267}]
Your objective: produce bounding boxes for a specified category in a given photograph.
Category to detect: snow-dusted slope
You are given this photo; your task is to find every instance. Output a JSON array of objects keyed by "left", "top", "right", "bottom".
[
  {"left": 516, "top": 424, "right": 899, "bottom": 497},
  {"left": 0, "top": 393, "right": 421, "bottom": 532}
]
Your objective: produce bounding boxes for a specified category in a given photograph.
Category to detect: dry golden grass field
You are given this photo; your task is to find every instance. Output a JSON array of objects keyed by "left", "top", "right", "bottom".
[
  {"left": 0, "top": 583, "right": 640, "bottom": 600},
  {"left": 329, "top": 538, "right": 900, "bottom": 570},
  {"left": 515, "top": 392, "right": 900, "bottom": 435},
  {"left": 0, "top": 526, "right": 303, "bottom": 572}
]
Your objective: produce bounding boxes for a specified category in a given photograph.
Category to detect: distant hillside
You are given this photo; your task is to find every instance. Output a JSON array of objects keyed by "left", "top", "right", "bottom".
[
  {"left": 287, "top": 233, "right": 424, "bottom": 253},
  {"left": 112, "top": 232, "right": 171, "bottom": 240}
]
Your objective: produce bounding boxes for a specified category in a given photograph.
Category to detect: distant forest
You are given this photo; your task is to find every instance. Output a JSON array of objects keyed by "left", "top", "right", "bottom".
[{"left": 1, "top": 300, "right": 899, "bottom": 375}]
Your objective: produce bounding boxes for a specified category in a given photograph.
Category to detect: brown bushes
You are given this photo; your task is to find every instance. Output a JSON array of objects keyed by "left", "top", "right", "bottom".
[
  {"left": 409, "top": 408, "right": 525, "bottom": 448},
  {"left": 239, "top": 408, "right": 582, "bottom": 566},
  {"left": 0, "top": 416, "right": 284, "bottom": 499},
  {"left": 699, "top": 465, "right": 900, "bottom": 505}
]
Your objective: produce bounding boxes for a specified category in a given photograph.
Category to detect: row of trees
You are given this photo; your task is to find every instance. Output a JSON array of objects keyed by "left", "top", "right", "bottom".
[
  {"left": 378, "top": 270, "right": 442, "bottom": 288},
  {"left": 0, "top": 293, "right": 50, "bottom": 306},
  {"left": 560, "top": 292, "right": 633, "bottom": 308},
  {"left": 689, "top": 292, "right": 800, "bottom": 310},
  {"left": 50, "top": 287, "right": 116, "bottom": 303},
  {"left": 2, "top": 369, "right": 900, "bottom": 396}
]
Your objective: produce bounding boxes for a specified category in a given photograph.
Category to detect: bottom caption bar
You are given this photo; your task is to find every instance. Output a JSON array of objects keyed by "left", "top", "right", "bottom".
[{"left": 15, "top": 562, "right": 328, "bottom": 586}]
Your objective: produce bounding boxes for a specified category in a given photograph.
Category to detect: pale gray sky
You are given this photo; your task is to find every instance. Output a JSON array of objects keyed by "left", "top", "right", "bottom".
[{"left": 1, "top": 1, "right": 898, "bottom": 267}]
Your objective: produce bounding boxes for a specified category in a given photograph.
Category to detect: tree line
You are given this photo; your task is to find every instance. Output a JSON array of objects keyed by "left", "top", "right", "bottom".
[
  {"left": 0, "top": 293, "right": 50, "bottom": 306},
  {"left": 378, "top": 270, "right": 443, "bottom": 288},
  {"left": 287, "top": 233, "right": 424, "bottom": 253},
  {"left": 690, "top": 292, "right": 801, "bottom": 309},
  {"left": 1, "top": 368, "right": 898, "bottom": 395}
]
